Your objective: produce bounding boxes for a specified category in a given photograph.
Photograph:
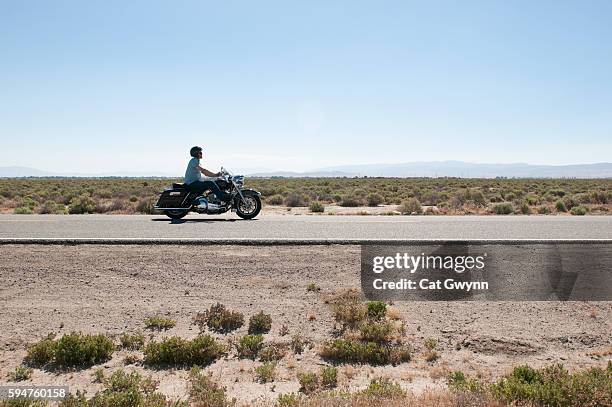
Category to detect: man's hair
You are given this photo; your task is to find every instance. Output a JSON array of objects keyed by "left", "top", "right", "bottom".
[{"left": 190, "top": 146, "right": 203, "bottom": 158}]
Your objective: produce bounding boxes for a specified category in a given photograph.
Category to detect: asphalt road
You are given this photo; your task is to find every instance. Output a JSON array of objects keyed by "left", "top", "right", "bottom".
[{"left": 1, "top": 214, "right": 611, "bottom": 240}]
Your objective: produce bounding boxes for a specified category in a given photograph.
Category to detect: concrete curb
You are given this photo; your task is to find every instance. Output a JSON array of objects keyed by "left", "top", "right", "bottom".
[{"left": 1, "top": 238, "right": 611, "bottom": 245}]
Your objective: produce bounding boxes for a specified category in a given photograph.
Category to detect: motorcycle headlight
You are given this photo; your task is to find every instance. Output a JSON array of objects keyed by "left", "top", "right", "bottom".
[{"left": 233, "top": 175, "right": 244, "bottom": 187}]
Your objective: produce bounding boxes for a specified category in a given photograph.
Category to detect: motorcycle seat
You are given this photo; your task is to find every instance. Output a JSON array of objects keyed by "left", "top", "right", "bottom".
[{"left": 172, "top": 183, "right": 186, "bottom": 189}]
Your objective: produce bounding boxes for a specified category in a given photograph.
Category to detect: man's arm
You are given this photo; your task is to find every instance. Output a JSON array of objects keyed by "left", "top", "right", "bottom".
[{"left": 196, "top": 165, "right": 220, "bottom": 177}]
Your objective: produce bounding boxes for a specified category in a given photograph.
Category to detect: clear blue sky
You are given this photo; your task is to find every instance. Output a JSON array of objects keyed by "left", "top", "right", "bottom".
[{"left": 1, "top": 0, "right": 611, "bottom": 175}]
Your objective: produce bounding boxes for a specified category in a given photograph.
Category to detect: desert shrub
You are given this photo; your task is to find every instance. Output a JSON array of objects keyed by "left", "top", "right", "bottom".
[
  {"left": 135, "top": 198, "right": 155, "bottom": 214},
  {"left": 548, "top": 189, "right": 566, "bottom": 197},
  {"left": 248, "top": 311, "right": 272, "bottom": 335},
  {"left": 26, "top": 335, "right": 57, "bottom": 366},
  {"left": 339, "top": 194, "right": 362, "bottom": 207},
  {"left": 389, "top": 345, "right": 412, "bottom": 365},
  {"left": 555, "top": 200, "right": 567, "bottom": 212},
  {"left": 308, "top": 201, "right": 324, "bottom": 213},
  {"left": 8, "top": 366, "right": 33, "bottom": 382},
  {"left": 38, "top": 200, "right": 65, "bottom": 214},
  {"left": 366, "top": 301, "right": 387, "bottom": 320},
  {"left": 490, "top": 364, "right": 612, "bottom": 407},
  {"left": 236, "top": 334, "right": 264, "bottom": 359},
  {"left": 320, "top": 366, "right": 338, "bottom": 389},
  {"left": 470, "top": 190, "right": 487, "bottom": 207},
  {"left": 297, "top": 372, "right": 319, "bottom": 394},
  {"left": 330, "top": 291, "right": 367, "bottom": 329},
  {"left": 119, "top": 333, "right": 145, "bottom": 350},
  {"left": 68, "top": 194, "right": 96, "bottom": 214},
  {"left": 360, "top": 378, "right": 406, "bottom": 398},
  {"left": 424, "top": 338, "right": 437, "bottom": 350},
  {"left": 144, "top": 335, "right": 225, "bottom": 367},
  {"left": 570, "top": 205, "right": 588, "bottom": 216},
  {"left": 277, "top": 393, "right": 302, "bottom": 406},
  {"left": 266, "top": 194, "right": 284, "bottom": 205},
  {"left": 359, "top": 321, "right": 394, "bottom": 343},
  {"left": 144, "top": 315, "right": 176, "bottom": 331},
  {"left": 493, "top": 202, "right": 513, "bottom": 215},
  {"left": 519, "top": 202, "right": 531, "bottom": 214},
  {"left": 366, "top": 193, "right": 384, "bottom": 207},
  {"left": 447, "top": 370, "right": 484, "bottom": 393},
  {"left": 538, "top": 206, "right": 551, "bottom": 214},
  {"left": 255, "top": 362, "right": 277, "bottom": 383},
  {"left": 399, "top": 198, "right": 422, "bottom": 214},
  {"left": 290, "top": 334, "right": 309, "bottom": 354},
  {"left": 13, "top": 206, "right": 33, "bottom": 214},
  {"left": 194, "top": 303, "right": 244, "bottom": 334},
  {"left": 54, "top": 332, "right": 114, "bottom": 368},
  {"left": 562, "top": 196, "right": 578, "bottom": 210},
  {"left": 320, "top": 339, "right": 390, "bottom": 365},
  {"left": 60, "top": 369, "right": 173, "bottom": 407},
  {"left": 306, "top": 283, "right": 320, "bottom": 292},
  {"left": 259, "top": 344, "right": 286, "bottom": 362},
  {"left": 188, "top": 367, "right": 235, "bottom": 407},
  {"left": 93, "top": 368, "right": 105, "bottom": 383},
  {"left": 284, "top": 193, "right": 309, "bottom": 207}
]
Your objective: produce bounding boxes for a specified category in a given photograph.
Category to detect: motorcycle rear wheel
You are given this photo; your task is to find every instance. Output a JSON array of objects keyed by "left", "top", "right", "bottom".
[{"left": 164, "top": 209, "right": 188, "bottom": 219}]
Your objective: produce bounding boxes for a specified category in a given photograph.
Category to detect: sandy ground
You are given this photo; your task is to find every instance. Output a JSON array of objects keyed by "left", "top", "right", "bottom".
[{"left": 0, "top": 245, "right": 610, "bottom": 405}]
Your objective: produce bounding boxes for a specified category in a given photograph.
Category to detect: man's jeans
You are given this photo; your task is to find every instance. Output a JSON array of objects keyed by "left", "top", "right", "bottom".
[{"left": 187, "top": 180, "right": 230, "bottom": 202}]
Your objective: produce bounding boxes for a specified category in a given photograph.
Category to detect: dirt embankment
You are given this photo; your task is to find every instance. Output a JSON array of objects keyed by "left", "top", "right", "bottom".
[{"left": 0, "top": 245, "right": 610, "bottom": 404}]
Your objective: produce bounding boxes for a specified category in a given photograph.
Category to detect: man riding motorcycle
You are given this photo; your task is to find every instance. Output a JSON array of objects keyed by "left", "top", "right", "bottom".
[{"left": 184, "top": 146, "right": 230, "bottom": 204}]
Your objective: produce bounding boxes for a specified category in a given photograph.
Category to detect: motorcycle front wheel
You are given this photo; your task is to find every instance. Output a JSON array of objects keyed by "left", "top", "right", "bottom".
[
  {"left": 236, "top": 195, "right": 261, "bottom": 219},
  {"left": 164, "top": 209, "right": 188, "bottom": 219}
]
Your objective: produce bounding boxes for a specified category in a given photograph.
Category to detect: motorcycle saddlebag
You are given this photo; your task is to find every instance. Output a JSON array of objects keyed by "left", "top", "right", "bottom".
[{"left": 156, "top": 189, "right": 191, "bottom": 208}]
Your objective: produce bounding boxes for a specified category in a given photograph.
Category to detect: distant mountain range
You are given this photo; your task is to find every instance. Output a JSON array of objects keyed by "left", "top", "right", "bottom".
[
  {"left": 249, "top": 161, "right": 612, "bottom": 178},
  {"left": 1, "top": 161, "right": 612, "bottom": 178}
]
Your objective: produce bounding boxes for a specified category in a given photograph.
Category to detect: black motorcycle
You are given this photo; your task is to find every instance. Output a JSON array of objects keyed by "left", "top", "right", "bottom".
[{"left": 154, "top": 167, "right": 262, "bottom": 220}]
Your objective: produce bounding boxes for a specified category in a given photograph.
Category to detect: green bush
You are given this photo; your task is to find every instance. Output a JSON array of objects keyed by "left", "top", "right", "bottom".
[
  {"left": 13, "top": 206, "right": 33, "bottom": 214},
  {"left": 143, "top": 335, "right": 225, "bottom": 367},
  {"left": 60, "top": 369, "right": 176, "bottom": 407},
  {"left": 236, "top": 335, "right": 264, "bottom": 359},
  {"left": 493, "top": 202, "right": 513, "bottom": 214},
  {"left": 248, "top": 311, "right": 272, "bottom": 335},
  {"left": 259, "top": 344, "right": 286, "bottom": 362},
  {"left": 399, "top": 198, "right": 422, "bottom": 214},
  {"left": 38, "top": 200, "right": 65, "bottom": 214},
  {"left": 538, "top": 206, "right": 551, "bottom": 214},
  {"left": 308, "top": 201, "right": 324, "bottom": 213},
  {"left": 320, "top": 366, "right": 338, "bottom": 389},
  {"left": 8, "top": 366, "right": 33, "bottom": 382},
  {"left": 119, "top": 333, "right": 145, "bottom": 350},
  {"left": 68, "top": 194, "right": 96, "bottom": 214},
  {"left": 297, "top": 372, "right": 319, "bottom": 394},
  {"left": 570, "top": 205, "right": 588, "bottom": 216},
  {"left": 255, "top": 362, "right": 277, "bottom": 383},
  {"left": 556, "top": 200, "right": 567, "bottom": 212},
  {"left": 27, "top": 332, "right": 114, "bottom": 369},
  {"left": 144, "top": 315, "right": 176, "bottom": 331},
  {"left": 194, "top": 303, "right": 244, "bottom": 334},
  {"left": 366, "top": 301, "right": 387, "bottom": 320},
  {"left": 360, "top": 378, "right": 406, "bottom": 398},
  {"left": 490, "top": 364, "right": 612, "bottom": 407},
  {"left": 366, "top": 193, "right": 384, "bottom": 207},
  {"left": 359, "top": 321, "right": 394, "bottom": 343},
  {"left": 54, "top": 332, "right": 114, "bottom": 368},
  {"left": 26, "top": 335, "right": 57, "bottom": 366},
  {"left": 339, "top": 194, "right": 362, "bottom": 207},
  {"left": 188, "top": 367, "right": 234, "bottom": 407},
  {"left": 320, "top": 339, "right": 391, "bottom": 365}
]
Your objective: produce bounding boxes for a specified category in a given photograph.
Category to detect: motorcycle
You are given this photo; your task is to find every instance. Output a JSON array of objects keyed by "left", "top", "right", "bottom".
[{"left": 154, "top": 167, "right": 262, "bottom": 220}]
